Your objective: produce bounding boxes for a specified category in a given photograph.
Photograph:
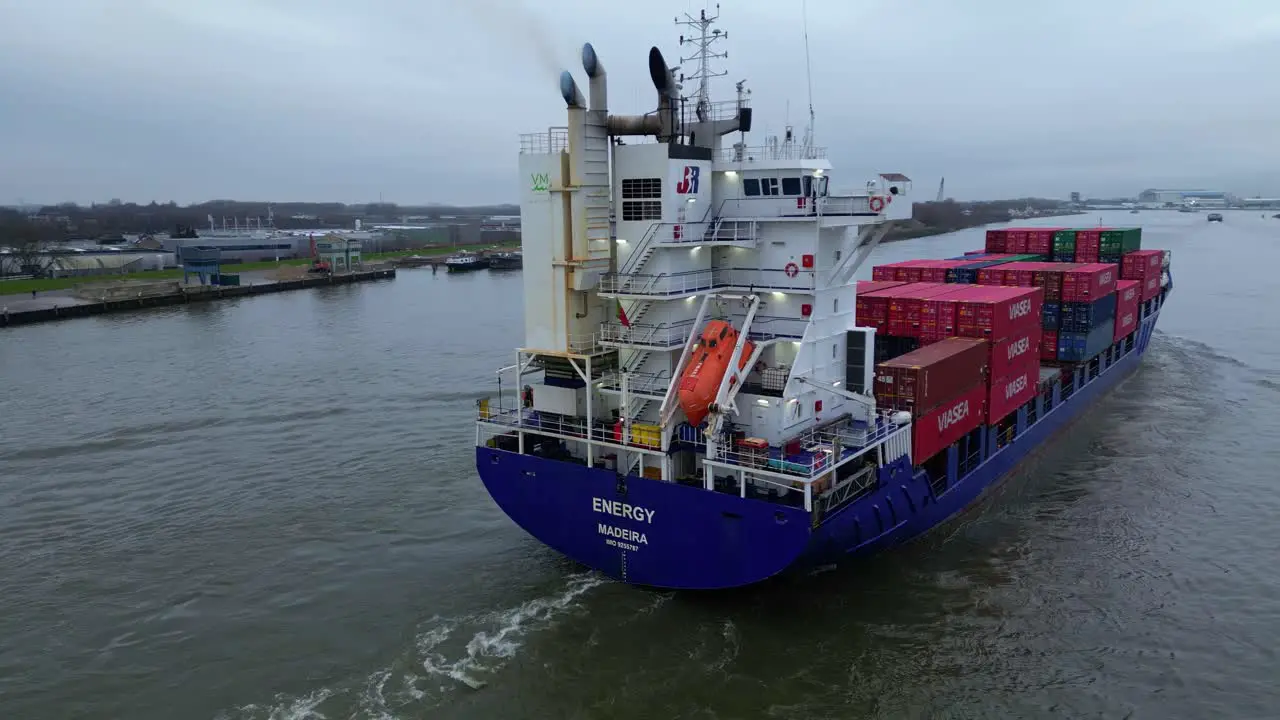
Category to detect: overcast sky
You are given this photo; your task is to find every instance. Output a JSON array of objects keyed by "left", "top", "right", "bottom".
[{"left": 2, "top": 0, "right": 1278, "bottom": 206}]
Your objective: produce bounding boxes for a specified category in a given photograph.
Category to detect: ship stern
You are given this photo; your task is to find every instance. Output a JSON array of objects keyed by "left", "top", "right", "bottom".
[{"left": 477, "top": 447, "right": 814, "bottom": 590}]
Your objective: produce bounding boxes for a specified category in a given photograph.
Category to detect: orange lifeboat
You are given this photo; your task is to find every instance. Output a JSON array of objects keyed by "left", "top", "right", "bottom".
[{"left": 677, "top": 320, "right": 755, "bottom": 427}]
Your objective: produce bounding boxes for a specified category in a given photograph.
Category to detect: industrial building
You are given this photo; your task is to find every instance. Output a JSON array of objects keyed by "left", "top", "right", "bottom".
[{"left": 1137, "top": 189, "right": 1229, "bottom": 207}]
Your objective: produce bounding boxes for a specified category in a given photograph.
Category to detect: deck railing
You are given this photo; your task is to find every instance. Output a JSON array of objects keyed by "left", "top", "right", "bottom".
[{"left": 599, "top": 267, "right": 814, "bottom": 296}]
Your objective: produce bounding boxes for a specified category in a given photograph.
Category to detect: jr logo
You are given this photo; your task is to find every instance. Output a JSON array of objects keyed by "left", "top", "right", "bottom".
[
  {"left": 675, "top": 165, "right": 700, "bottom": 194},
  {"left": 531, "top": 173, "right": 550, "bottom": 192}
]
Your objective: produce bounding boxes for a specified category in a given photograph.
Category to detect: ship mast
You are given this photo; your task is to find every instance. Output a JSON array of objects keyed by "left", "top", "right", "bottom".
[{"left": 676, "top": 5, "right": 728, "bottom": 124}]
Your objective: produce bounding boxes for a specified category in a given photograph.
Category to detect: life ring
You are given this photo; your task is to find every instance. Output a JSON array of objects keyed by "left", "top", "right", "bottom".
[
  {"left": 869, "top": 196, "right": 885, "bottom": 212},
  {"left": 784, "top": 262, "right": 799, "bottom": 278}
]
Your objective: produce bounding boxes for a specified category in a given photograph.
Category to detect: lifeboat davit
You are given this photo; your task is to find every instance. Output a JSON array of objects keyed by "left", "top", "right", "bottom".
[{"left": 677, "top": 319, "right": 755, "bottom": 427}]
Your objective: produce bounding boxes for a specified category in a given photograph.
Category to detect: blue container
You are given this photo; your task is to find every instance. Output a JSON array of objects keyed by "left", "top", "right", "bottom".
[
  {"left": 947, "top": 258, "right": 1007, "bottom": 284},
  {"left": 1060, "top": 293, "right": 1117, "bottom": 334},
  {"left": 1057, "top": 318, "right": 1116, "bottom": 362},
  {"left": 1042, "top": 302, "right": 1061, "bottom": 330}
]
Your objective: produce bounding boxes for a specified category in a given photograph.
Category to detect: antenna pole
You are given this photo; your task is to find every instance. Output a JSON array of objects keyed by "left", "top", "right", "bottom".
[
  {"left": 802, "top": 0, "right": 815, "bottom": 148},
  {"left": 677, "top": 4, "right": 728, "bottom": 120}
]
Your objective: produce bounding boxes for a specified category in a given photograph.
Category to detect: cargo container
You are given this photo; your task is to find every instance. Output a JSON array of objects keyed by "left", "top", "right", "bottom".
[
  {"left": 987, "top": 359, "right": 1040, "bottom": 424},
  {"left": 857, "top": 280, "right": 907, "bottom": 295},
  {"left": 1113, "top": 279, "right": 1141, "bottom": 341},
  {"left": 1004, "top": 229, "right": 1029, "bottom": 254},
  {"left": 989, "top": 324, "right": 1041, "bottom": 379},
  {"left": 1052, "top": 229, "right": 1077, "bottom": 262},
  {"left": 949, "top": 285, "right": 1044, "bottom": 342},
  {"left": 996, "top": 261, "right": 1051, "bottom": 288},
  {"left": 976, "top": 267, "right": 1006, "bottom": 285},
  {"left": 871, "top": 260, "right": 930, "bottom": 282},
  {"left": 984, "top": 229, "right": 1008, "bottom": 253},
  {"left": 1031, "top": 263, "right": 1076, "bottom": 302},
  {"left": 1040, "top": 330, "right": 1059, "bottom": 361},
  {"left": 1121, "top": 249, "right": 1162, "bottom": 280},
  {"left": 912, "top": 382, "right": 987, "bottom": 463},
  {"left": 1098, "top": 227, "right": 1142, "bottom": 262},
  {"left": 1074, "top": 229, "right": 1101, "bottom": 264},
  {"left": 1025, "top": 228, "right": 1059, "bottom": 256},
  {"left": 1041, "top": 301, "right": 1061, "bottom": 330},
  {"left": 1057, "top": 318, "right": 1116, "bottom": 362},
  {"left": 874, "top": 336, "right": 989, "bottom": 414},
  {"left": 1140, "top": 271, "right": 1161, "bottom": 301},
  {"left": 1060, "top": 292, "right": 1117, "bottom": 333},
  {"left": 918, "top": 286, "right": 972, "bottom": 336},
  {"left": 914, "top": 259, "right": 972, "bottom": 283},
  {"left": 1061, "top": 263, "right": 1118, "bottom": 302},
  {"left": 856, "top": 283, "right": 916, "bottom": 331},
  {"left": 887, "top": 283, "right": 959, "bottom": 337}
]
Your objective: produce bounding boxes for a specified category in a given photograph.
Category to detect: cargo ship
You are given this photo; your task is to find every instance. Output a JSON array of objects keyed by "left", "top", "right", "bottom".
[{"left": 474, "top": 12, "right": 1172, "bottom": 590}]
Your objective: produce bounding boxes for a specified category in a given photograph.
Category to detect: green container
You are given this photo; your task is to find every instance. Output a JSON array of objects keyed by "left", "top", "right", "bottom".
[
  {"left": 1100, "top": 227, "right": 1142, "bottom": 253},
  {"left": 1052, "top": 230, "right": 1077, "bottom": 262},
  {"left": 216, "top": 273, "right": 241, "bottom": 286}
]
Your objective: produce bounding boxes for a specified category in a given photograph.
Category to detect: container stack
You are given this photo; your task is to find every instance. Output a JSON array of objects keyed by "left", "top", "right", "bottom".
[
  {"left": 874, "top": 337, "right": 989, "bottom": 462},
  {"left": 858, "top": 225, "right": 1165, "bottom": 448}
]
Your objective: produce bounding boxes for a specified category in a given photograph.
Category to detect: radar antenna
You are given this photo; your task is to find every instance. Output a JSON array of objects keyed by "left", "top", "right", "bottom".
[{"left": 676, "top": 4, "right": 728, "bottom": 123}]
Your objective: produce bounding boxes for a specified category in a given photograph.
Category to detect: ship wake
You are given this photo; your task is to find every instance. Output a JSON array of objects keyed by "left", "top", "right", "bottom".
[{"left": 215, "top": 572, "right": 608, "bottom": 720}]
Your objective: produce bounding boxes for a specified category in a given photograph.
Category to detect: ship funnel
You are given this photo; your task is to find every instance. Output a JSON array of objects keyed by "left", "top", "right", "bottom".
[
  {"left": 582, "top": 43, "right": 607, "bottom": 112},
  {"left": 648, "top": 46, "right": 678, "bottom": 102},
  {"left": 559, "top": 70, "right": 586, "bottom": 108}
]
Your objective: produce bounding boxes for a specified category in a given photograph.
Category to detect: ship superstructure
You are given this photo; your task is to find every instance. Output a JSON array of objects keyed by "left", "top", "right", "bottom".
[{"left": 474, "top": 10, "right": 1171, "bottom": 590}]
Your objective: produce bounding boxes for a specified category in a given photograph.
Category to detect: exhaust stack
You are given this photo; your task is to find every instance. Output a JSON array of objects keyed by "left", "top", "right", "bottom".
[
  {"left": 582, "top": 43, "right": 606, "bottom": 112},
  {"left": 559, "top": 71, "right": 586, "bottom": 108}
]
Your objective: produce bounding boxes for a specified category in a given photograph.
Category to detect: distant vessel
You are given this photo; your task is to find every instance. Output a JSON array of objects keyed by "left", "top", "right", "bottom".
[
  {"left": 474, "top": 10, "right": 1172, "bottom": 589},
  {"left": 445, "top": 250, "right": 489, "bottom": 272},
  {"left": 1207, "top": 213, "right": 1224, "bottom": 222},
  {"left": 488, "top": 251, "right": 524, "bottom": 270}
]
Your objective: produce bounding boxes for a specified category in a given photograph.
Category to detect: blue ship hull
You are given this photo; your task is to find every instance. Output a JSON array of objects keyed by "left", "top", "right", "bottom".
[{"left": 477, "top": 294, "right": 1168, "bottom": 590}]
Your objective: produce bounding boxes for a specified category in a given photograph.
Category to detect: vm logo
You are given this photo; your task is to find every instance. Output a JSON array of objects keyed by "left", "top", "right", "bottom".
[
  {"left": 676, "top": 165, "right": 700, "bottom": 194},
  {"left": 531, "top": 173, "right": 550, "bottom": 192}
]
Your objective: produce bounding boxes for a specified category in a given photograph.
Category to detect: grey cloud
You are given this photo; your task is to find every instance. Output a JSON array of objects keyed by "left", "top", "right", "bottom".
[{"left": 2, "top": 0, "right": 1278, "bottom": 205}]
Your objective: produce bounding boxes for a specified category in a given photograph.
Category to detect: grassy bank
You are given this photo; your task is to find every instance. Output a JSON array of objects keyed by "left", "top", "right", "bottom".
[{"left": 0, "top": 242, "right": 520, "bottom": 296}]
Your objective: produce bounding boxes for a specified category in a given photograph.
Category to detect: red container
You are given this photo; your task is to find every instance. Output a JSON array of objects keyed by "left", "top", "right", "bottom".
[
  {"left": 989, "top": 324, "right": 1042, "bottom": 380},
  {"left": 857, "top": 280, "right": 906, "bottom": 295},
  {"left": 875, "top": 336, "right": 989, "bottom": 413},
  {"left": 913, "top": 382, "right": 986, "bottom": 463},
  {"left": 976, "top": 267, "right": 1008, "bottom": 285},
  {"left": 984, "top": 229, "right": 1007, "bottom": 253},
  {"left": 856, "top": 282, "right": 916, "bottom": 332},
  {"left": 1113, "top": 279, "right": 1141, "bottom": 341},
  {"left": 871, "top": 260, "right": 927, "bottom": 282},
  {"left": 889, "top": 284, "right": 965, "bottom": 337},
  {"left": 1040, "top": 330, "right": 1059, "bottom": 361},
  {"left": 1004, "top": 229, "right": 1029, "bottom": 254},
  {"left": 1060, "top": 263, "right": 1118, "bottom": 302},
  {"left": 1032, "top": 263, "right": 1078, "bottom": 303},
  {"left": 918, "top": 286, "right": 971, "bottom": 336},
  {"left": 1025, "top": 228, "right": 1059, "bottom": 255},
  {"left": 1140, "top": 272, "right": 1161, "bottom": 301},
  {"left": 998, "top": 261, "right": 1048, "bottom": 288},
  {"left": 1075, "top": 229, "right": 1101, "bottom": 261},
  {"left": 914, "top": 259, "right": 970, "bottom": 283},
  {"left": 949, "top": 285, "right": 1044, "bottom": 342},
  {"left": 987, "top": 359, "right": 1039, "bottom": 424},
  {"left": 1121, "top": 250, "right": 1162, "bottom": 280}
]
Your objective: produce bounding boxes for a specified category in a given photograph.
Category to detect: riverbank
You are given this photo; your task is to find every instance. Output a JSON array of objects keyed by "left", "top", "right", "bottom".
[
  {"left": 0, "top": 242, "right": 520, "bottom": 296},
  {"left": 883, "top": 210, "right": 1088, "bottom": 243},
  {"left": 0, "top": 267, "right": 396, "bottom": 328}
]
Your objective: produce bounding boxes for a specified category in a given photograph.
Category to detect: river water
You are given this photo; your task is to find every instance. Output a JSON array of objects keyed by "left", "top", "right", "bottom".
[{"left": 2, "top": 210, "right": 1277, "bottom": 719}]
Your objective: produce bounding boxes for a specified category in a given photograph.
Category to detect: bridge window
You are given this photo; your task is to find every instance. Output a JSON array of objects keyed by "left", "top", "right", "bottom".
[
  {"left": 761, "top": 178, "right": 780, "bottom": 196},
  {"left": 743, "top": 178, "right": 760, "bottom": 196},
  {"left": 782, "top": 177, "right": 802, "bottom": 195},
  {"left": 803, "top": 176, "right": 813, "bottom": 197}
]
